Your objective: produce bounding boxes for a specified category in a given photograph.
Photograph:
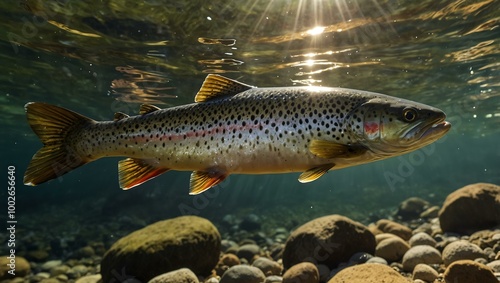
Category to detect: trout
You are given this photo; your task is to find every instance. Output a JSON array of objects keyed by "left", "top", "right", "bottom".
[{"left": 24, "top": 75, "right": 451, "bottom": 194}]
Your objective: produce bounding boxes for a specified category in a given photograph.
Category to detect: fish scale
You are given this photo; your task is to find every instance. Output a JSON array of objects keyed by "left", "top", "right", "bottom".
[{"left": 23, "top": 74, "right": 451, "bottom": 194}]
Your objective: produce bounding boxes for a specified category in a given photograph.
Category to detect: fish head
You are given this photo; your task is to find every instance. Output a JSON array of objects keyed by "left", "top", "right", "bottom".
[{"left": 346, "top": 96, "right": 451, "bottom": 156}]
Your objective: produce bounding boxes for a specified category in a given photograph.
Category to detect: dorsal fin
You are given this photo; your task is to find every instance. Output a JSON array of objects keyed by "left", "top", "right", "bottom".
[
  {"left": 139, "top": 104, "right": 161, "bottom": 115},
  {"left": 194, "top": 74, "right": 255, "bottom": 103},
  {"left": 113, "top": 112, "right": 130, "bottom": 121}
]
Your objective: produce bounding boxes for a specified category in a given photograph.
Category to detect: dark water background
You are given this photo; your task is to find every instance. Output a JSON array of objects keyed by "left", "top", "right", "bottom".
[{"left": 0, "top": 0, "right": 499, "bottom": 248}]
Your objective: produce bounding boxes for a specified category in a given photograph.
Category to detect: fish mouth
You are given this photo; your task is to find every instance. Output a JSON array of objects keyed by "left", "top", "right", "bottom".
[{"left": 408, "top": 116, "right": 451, "bottom": 142}]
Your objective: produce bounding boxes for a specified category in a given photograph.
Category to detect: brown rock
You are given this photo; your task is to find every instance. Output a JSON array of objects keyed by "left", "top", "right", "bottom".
[
  {"left": 469, "top": 229, "right": 500, "bottom": 249},
  {"left": 101, "top": 216, "right": 220, "bottom": 283},
  {"left": 282, "top": 262, "right": 319, "bottom": 283},
  {"left": 148, "top": 268, "right": 199, "bottom": 283},
  {"left": 375, "top": 237, "right": 410, "bottom": 262},
  {"left": 402, "top": 245, "right": 442, "bottom": 272},
  {"left": 252, "top": 257, "right": 282, "bottom": 276},
  {"left": 328, "top": 263, "right": 409, "bottom": 283},
  {"left": 219, "top": 265, "right": 266, "bottom": 283},
  {"left": 375, "top": 233, "right": 400, "bottom": 244},
  {"left": 376, "top": 219, "right": 412, "bottom": 241},
  {"left": 397, "top": 197, "right": 430, "bottom": 220},
  {"left": 282, "top": 215, "right": 375, "bottom": 270},
  {"left": 442, "top": 240, "right": 486, "bottom": 266},
  {"left": 215, "top": 254, "right": 241, "bottom": 276},
  {"left": 439, "top": 183, "right": 500, "bottom": 234},
  {"left": 367, "top": 223, "right": 383, "bottom": 236},
  {"left": 420, "top": 206, "right": 440, "bottom": 219},
  {"left": 0, "top": 256, "right": 31, "bottom": 280},
  {"left": 409, "top": 232, "right": 437, "bottom": 247},
  {"left": 443, "top": 260, "right": 497, "bottom": 283},
  {"left": 412, "top": 264, "right": 438, "bottom": 282}
]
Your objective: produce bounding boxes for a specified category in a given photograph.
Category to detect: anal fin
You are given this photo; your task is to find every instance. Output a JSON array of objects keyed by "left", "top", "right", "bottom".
[
  {"left": 190, "top": 169, "right": 228, "bottom": 195},
  {"left": 118, "top": 158, "right": 169, "bottom": 189},
  {"left": 298, "top": 163, "right": 335, "bottom": 183}
]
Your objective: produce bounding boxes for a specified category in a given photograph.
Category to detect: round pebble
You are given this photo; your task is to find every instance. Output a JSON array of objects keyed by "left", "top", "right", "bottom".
[
  {"left": 486, "top": 260, "right": 500, "bottom": 272},
  {"left": 376, "top": 219, "right": 412, "bottom": 240},
  {"left": 41, "top": 260, "right": 62, "bottom": 271},
  {"left": 265, "top": 275, "right": 283, "bottom": 282},
  {"left": 366, "top": 257, "right": 388, "bottom": 265},
  {"left": 237, "top": 244, "right": 261, "bottom": 262},
  {"left": 442, "top": 240, "right": 486, "bottom": 266},
  {"left": 375, "top": 237, "right": 410, "bottom": 262},
  {"left": 409, "top": 232, "right": 437, "bottom": 247},
  {"left": 50, "top": 265, "right": 70, "bottom": 277},
  {"left": 282, "top": 262, "right": 319, "bottom": 283},
  {"left": 252, "top": 257, "right": 282, "bottom": 276},
  {"left": 412, "top": 263, "right": 439, "bottom": 282},
  {"left": 75, "top": 274, "right": 102, "bottom": 283},
  {"left": 220, "top": 265, "right": 266, "bottom": 283},
  {"left": 148, "top": 268, "right": 199, "bottom": 283},
  {"left": 443, "top": 260, "right": 497, "bottom": 283},
  {"left": 402, "top": 245, "right": 442, "bottom": 271}
]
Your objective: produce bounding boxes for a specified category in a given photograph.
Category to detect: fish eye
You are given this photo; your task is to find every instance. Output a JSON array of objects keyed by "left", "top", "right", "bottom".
[{"left": 402, "top": 108, "right": 417, "bottom": 122}]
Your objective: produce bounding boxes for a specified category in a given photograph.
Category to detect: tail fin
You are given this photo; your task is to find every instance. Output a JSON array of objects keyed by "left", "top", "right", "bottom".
[{"left": 24, "top": 102, "right": 94, "bottom": 186}]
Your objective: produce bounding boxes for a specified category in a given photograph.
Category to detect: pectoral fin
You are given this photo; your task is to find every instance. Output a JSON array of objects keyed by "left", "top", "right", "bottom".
[
  {"left": 118, "top": 158, "right": 169, "bottom": 189},
  {"left": 190, "top": 169, "right": 228, "bottom": 195},
  {"left": 298, "top": 163, "right": 335, "bottom": 183},
  {"left": 309, "top": 139, "right": 367, "bottom": 159}
]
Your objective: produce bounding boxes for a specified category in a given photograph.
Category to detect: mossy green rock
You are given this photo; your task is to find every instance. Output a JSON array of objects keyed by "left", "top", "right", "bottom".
[{"left": 101, "top": 216, "right": 220, "bottom": 283}]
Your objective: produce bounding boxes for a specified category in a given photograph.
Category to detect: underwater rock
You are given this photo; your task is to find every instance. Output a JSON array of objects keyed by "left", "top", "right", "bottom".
[
  {"left": 252, "top": 257, "right": 282, "bottom": 276},
  {"left": 219, "top": 265, "right": 266, "bottom": 283},
  {"left": 409, "top": 232, "right": 437, "bottom": 247},
  {"left": 0, "top": 256, "right": 31, "bottom": 280},
  {"left": 328, "top": 263, "right": 408, "bottom": 283},
  {"left": 486, "top": 260, "right": 500, "bottom": 272},
  {"left": 365, "top": 256, "right": 388, "bottom": 265},
  {"left": 215, "top": 254, "right": 241, "bottom": 276},
  {"left": 265, "top": 275, "right": 283, "bottom": 282},
  {"left": 439, "top": 183, "right": 500, "bottom": 234},
  {"left": 374, "top": 233, "right": 399, "bottom": 244},
  {"left": 402, "top": 245, "right": 442, "bottom": 271},
  {"left": 442, "top": 240, "right": 486, "bottom": 266},
  {"left": 375, "top": 236, "right": 410, "bottom": 262},
  {"left": 348, "top": 252, "right": 374, "bottom": 264},
  {"left": 282, "top": 215, "right": 375, "bottom": 270},
  {"left": 468, "top": 230, "right": 500, "bottom": 249},
  {"left": 148, "top": 268, "right": 199, "bottom": 283},
  {"left": 420, "top": 206, "right": 440, "bottom": 219},
  {"left": 221, "top": 240, "right": 238, "bottom": 252},
  {"left": 75, "top": 274, "right": 102, "bottom": 283},
  {"left": 67, "top": 265, "right": 89, "bottom": 279},
  {"left": 282, "top": 262, "right": 319, "bottom": 283},
  {"left": 100, "top": 215, "right": 220, "bottom": 283},
  {"left": 40, "top": 260, "right": 62, "bottom": 271},
  {"left": 50, "top": 264, "right": 70, "bottom": 276},
  {"left": 239, "top": 214, "right": 262, "bottom": 231},
  {"left": 26, "top": 249, "right": 50, "bottom": 261},
  {"left": 396, "top": 197, "right": 430, "bottom": 220},
  {"left": 443, "top": 260, "right": 497, "bottom": 283},
  {"left": 237, "top": 244, "right": 261, "bottom": 262},
  {"left": 375, "top": 219, "right": 412, "bottom": 241},
  {"left": 412, "top": 263, "right": 438, "bottom": 282}
]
